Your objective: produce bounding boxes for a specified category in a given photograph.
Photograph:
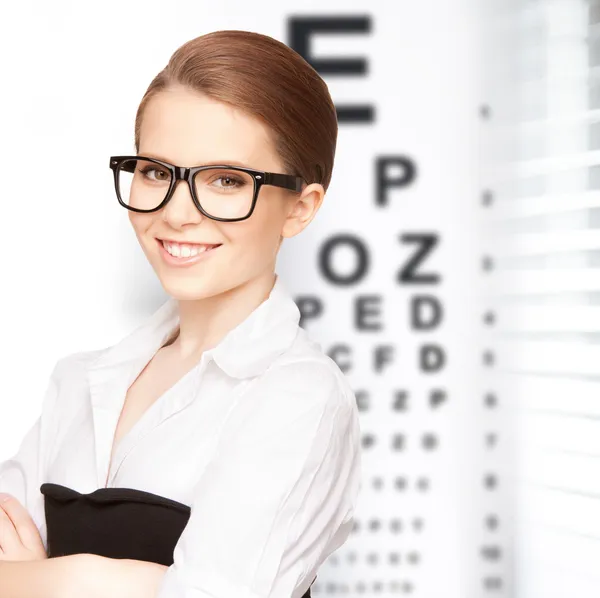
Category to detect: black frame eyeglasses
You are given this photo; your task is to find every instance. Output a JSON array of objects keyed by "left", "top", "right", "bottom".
[{"left": 109, "top": 155, "right": 306, "bottom": 222}]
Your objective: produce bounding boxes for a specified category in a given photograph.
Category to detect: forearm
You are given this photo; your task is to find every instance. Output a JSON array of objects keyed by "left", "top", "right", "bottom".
[
  {"left": 0, "top": 554, "right": 168, "bottom": 598},
  {"left": 0, "top": 554, "right": 80, "bottom": 598},
  {"left": 81, "top": 555, "right": 169, "bottom": 598}
]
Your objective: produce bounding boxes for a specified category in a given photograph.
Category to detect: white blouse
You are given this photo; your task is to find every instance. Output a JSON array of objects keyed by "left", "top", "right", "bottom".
[{"left": 0, "top": 274, "right": 362, "bottom": 598}]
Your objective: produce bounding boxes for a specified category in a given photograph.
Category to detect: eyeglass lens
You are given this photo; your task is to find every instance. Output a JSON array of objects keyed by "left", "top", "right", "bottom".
[{"left": 117, "top": 158, "right": 255, "bottom": 219}]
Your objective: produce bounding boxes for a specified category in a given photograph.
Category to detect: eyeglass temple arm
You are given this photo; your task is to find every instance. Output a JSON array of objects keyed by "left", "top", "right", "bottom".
[{"left": 265, "top": 172, "right": 305, "bottom": 193}]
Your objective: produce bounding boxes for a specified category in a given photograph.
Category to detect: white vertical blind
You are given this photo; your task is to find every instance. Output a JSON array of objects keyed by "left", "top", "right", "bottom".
[{"left": 485, "top": 1, "right": 600, "bottom": 596}]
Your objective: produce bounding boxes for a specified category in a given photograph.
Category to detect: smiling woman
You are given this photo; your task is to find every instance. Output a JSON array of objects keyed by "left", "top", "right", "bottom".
[
  {"left": 0, "top": 29, "right": 361, "bottom": 598},
  {"left": 125, "top": 84, "right": 324, "bottom": 304}
]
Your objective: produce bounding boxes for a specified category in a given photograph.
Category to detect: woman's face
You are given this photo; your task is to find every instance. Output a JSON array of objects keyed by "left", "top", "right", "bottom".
[{"left": 129, "top": 85, "right": 323, "bottom": 301}]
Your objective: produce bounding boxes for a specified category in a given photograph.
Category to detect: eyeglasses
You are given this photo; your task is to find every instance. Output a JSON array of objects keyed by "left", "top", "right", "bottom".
[{"left": 109, "top": 155, "right": 306, "bottom": 222}]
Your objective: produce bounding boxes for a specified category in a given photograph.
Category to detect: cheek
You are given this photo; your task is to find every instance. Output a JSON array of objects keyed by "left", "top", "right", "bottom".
[
  {"left": 228, "top": 222, "right": 277, "bottom": 254},
  {"left": 225, "top": 210, "right": 283, "bottom": 259},
  {"left": 128, "top": 213, "right": 154, "bottom": 240},
  {"left": 227, "top": 198, "right": 284, "bottom": 253},
  {"left": 128, "top": 212, "right": 142, "bottom": 236}
]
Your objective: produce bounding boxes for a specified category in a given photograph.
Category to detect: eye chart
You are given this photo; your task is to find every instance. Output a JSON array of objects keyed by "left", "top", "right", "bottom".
[{"left": 278, "top": 4, "right": 512, "bottom": 597}]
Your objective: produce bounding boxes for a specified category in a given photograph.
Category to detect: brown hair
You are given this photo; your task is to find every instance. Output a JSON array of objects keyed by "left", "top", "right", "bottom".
[{"left": 134, "top": 29, "right": 338, "bottom": 192}]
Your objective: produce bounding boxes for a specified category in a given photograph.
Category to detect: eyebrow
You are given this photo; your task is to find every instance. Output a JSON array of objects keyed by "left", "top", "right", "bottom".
[{"left": 139, "top": 152, "right": 255, "bottom": 169}]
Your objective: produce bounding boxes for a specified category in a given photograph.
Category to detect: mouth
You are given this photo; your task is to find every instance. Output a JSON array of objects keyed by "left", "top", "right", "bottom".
[{"left": 156, "top": 238, "right": 223, "bottom": 266}]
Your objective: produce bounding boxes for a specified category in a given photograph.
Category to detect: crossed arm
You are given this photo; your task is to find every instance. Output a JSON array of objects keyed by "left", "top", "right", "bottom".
[{"left": 0, "top": 494, "right": 166, "bottom": 598}]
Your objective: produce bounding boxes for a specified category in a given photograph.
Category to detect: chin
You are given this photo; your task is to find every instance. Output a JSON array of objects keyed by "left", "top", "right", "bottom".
[{"left": 160, "top": 282, "right": 220, "bottom": 302}]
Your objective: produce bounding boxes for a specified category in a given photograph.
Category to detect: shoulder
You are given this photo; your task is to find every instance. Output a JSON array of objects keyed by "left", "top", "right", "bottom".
[
  {"left": 50, "top": 348, "right": 105, "bottom": 382},
  {"left": 215, "top": 327, "right": 359, "bottom": 460},
  {"left": 42, "top": 349, "right": 106, "bottom": 417},
  {"left": 237, "top": 326, "right": 356, "bottom": 425},
  {"left": 33, "top": 349, "right": 106, "bottom": 434}
]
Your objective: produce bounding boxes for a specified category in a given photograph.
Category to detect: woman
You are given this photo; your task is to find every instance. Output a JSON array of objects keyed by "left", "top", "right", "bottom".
[{"left": 0, "top": 29, "right": 361, "bottom": 598}]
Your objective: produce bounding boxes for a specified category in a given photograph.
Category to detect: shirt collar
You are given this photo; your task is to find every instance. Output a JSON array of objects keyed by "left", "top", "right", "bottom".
[{"left": 88, "top": 274, "right": 301, "bottom": 381}]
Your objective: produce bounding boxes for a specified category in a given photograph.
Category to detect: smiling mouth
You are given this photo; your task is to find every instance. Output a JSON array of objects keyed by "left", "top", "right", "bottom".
[{"left": 159, "top": 239, "right": 223, "bottom": 258}]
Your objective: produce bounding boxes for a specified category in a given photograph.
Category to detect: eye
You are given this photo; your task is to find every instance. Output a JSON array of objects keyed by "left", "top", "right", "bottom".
[
  {"left": 196, "top": 168, "right": 253, "bottom": 193},
  {"left": 139, "top": 165, "right": 170, "bottom": 182},
  {"left": 212, "top": 174, "right": 246, "bottom": 189}
]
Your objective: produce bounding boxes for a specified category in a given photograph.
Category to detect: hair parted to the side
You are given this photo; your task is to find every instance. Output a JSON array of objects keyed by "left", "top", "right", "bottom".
[{"left": 134, "top": 29, "right": 338, "bottom": 192}]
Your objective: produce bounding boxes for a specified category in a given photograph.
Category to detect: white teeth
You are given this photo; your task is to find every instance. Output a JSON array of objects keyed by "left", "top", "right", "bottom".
[{"left": 163, "top": 241, "right": 213, "bottom": 258}]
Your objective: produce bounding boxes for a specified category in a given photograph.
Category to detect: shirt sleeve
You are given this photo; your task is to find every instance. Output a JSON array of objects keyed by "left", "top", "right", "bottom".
[
  {"left": 155, "top": 361, "right": 362, "bottom": 598},
  {"left": 0, "top": 359, "right": 62, "bottom": 550}
]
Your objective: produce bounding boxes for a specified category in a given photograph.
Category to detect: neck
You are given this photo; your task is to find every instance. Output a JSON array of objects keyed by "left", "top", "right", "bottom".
[{"left": 165, "top": 270, "right": 277, "bottom": 361}]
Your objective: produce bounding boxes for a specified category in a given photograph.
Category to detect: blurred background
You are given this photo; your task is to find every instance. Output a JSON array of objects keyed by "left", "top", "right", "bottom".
[{"left": 0, "top": 0, "right": 597, "bottom": 596}]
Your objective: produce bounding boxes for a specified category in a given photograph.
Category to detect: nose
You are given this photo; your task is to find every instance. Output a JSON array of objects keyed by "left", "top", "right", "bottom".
[{"left": 161, "top": 173, "right": 204, "bottom": 225}]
